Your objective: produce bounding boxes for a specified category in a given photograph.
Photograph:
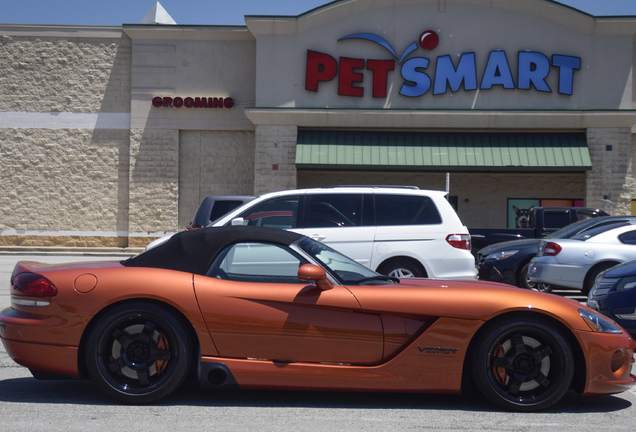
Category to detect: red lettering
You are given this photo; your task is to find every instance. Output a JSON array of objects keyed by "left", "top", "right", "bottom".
[
  {"left": 152, "top": 96, "right": 234, "bottom": 108},
  {"left": 338, "top": 57, "right": 364, "bottom": 97},
  {"left": 367, "top": 59, "right": 395, "bottom": 98},
  {"left": 306, "top": 50, "right": 337, "bottom": 92}
]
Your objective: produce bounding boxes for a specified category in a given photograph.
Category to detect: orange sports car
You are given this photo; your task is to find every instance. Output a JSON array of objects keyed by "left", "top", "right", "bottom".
[{"left": 1, "top": 226, "right": 634, "bottom": 411}]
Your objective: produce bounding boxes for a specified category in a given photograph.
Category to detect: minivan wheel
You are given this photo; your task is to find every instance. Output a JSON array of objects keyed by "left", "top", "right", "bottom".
[{"left": 377, "top": 259, "right": 425, "bottom": 278}]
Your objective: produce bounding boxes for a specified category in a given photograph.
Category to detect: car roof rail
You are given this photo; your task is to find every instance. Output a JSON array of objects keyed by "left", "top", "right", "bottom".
[{"left": 324, "top": 185, "right": 421, "bottom": 190}]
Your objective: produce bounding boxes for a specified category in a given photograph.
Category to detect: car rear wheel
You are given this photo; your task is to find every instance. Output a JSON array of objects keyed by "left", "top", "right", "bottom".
[
  {"left": 520, "top": 263, "right": 552, "bottom": 292},
  {"left": 377, "top": 258, "right": 425, "bottom": 278},
  {"left": 472, "top": 317, "right": 574, "bottom": 411},
  {"left": 85, "top": 302, "right": 191, "bottom": 404}
]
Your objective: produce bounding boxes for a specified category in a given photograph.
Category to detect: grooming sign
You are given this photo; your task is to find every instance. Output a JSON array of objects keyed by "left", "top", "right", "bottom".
[{"left": 305, "top": 30, "right": 581, "bottom": 98}]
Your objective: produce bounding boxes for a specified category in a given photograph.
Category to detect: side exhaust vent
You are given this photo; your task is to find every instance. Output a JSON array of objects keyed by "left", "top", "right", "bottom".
[{"left": 199, "top": 362, "right": 239, "bottom": 389}]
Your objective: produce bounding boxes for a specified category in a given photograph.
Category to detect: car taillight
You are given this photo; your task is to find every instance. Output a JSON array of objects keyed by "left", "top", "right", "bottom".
[
  {"left": 11, "top": 272, "right": 58, "bottom": 297},
  {"left": 446, "top": 234, "right": 471, "bottom": 250},
  {"left": 542, "top": 242, "right": 562, "bottom": 256},
  {"left": 186, "top": 225, "right": 201, "bottom": 230}
]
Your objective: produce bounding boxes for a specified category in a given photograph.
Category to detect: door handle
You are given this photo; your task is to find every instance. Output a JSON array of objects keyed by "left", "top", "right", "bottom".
[{"left": 310, "top": 234, "right": 327, "bottom": 241}]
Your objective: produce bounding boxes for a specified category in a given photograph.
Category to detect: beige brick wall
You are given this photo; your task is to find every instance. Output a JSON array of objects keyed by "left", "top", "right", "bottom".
[
  {"left": 0, "top": 128, "right": 130, "bottom": 230},
  {"left": 128, "top": 129, "right": 179, "bottom": 238},
  {"left": 254, "top": 125, "right": 298, "bottom": 195},
  {"left": 178, "top": 130, "right": 255, "bottom": 228},
  {"left": 0, "top": 34, "right": 131, "bottom": 113},
  {"left": 585, "top": 128, "right": 634, "bottom": 215}
]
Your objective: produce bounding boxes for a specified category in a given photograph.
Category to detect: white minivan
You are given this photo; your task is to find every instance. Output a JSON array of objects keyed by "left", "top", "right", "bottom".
[{"left": 212, "top": 187, "right": 476, "bottom": 280}]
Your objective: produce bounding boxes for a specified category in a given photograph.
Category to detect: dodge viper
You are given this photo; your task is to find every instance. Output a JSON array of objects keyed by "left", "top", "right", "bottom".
[{"left": 1, "top": 226, "right": 634, "bottom": 411}]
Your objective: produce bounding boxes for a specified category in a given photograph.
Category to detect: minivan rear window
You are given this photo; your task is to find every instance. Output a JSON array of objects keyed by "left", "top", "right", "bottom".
[{"left": 375, "top": 195, "right": 442, "bottom": 225}]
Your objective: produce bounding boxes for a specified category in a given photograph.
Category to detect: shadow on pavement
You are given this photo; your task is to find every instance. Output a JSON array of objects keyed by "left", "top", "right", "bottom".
[{"left": 0, "top": 376, "right": 631, "bottom": 413}]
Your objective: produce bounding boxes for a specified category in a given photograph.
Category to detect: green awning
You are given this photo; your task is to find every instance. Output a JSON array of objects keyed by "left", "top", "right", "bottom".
[{"left": 295, "top": 130, "right": 592, "bottom": 171}]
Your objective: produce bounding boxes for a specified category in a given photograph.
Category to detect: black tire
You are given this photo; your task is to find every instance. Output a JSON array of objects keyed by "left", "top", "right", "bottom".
[
  {"left": 582, "top": 262, "right": 617, "bottom": 296},
  {"left": 519, "top": 263, "right": 552, "bottom": 292},
  {"left": 85, "top": 302, "right": 192, "bottom": 404},
  {"left": 377, "top": 259, "right": 425, "bottom": 278},
  {"left": 472, "top": 317, "right": 574, "bottom": 411}
]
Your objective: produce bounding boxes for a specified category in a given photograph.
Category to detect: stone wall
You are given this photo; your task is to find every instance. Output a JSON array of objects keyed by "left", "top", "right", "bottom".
[
  {"left": 128, "top": 129, "right": 179, "bottom": 245},
  {"left": 0, "top": 34, "right": 130, "bottom": 113},
  {"left": 585, "top": 128, "right": 634, "bottom": 215},
  {"left": 0, "top": 30, "right": 132, "bottom": 247},
  {"left": 254, "top": 125, "right": 298, "bottom": 195}
]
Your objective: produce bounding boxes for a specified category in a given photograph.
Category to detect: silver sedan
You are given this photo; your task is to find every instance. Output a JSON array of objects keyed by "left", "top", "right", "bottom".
[{"left": 528, "top": 222, "right": 636, "bottom": 294}]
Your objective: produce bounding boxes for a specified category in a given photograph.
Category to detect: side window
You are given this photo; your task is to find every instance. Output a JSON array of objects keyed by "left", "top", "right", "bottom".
[
  {"left": 209, "top": 200, "right": 246, "bottom": 222},
  {"left": 618, "top": 230, "right": 636, "bottom": 245},
  {"left": 306, "top": 194, "right": 365, "bottom": 228},
  {"left": 207, "top": 242, "right": 308, "bottom": 283},
  {"left": 237, "top": 195, "right": 300, "bottom": 229},
  {"left": 375, "top": 195, "right": 442, "bottom": 226},
  {"left": 542, "top": 212, "right": 571, "bottom": 230}
]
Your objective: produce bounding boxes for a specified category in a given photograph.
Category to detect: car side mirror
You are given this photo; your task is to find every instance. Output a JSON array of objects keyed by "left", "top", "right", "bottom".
[
  {"left": 298, "top": 264, "right": 333, "bottom": 291},
  {"left": 231, "top": 217, "right": 246, "bottom": 226}
]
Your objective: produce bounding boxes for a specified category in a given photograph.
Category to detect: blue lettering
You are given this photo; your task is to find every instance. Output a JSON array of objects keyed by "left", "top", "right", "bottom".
[
  {"left": 518, "top": 52, "right": 551, "bottom": 92},
  {"left": 552, "top": 54, "right": 581, "bottom": 95},
  {"left": 434, "top": 53, "right": 478, "bottom": 95},
  {"left": 399, "top": 57, "right": 431, "bottom": 97},
  {"left": 480, "top": 51, "right": 515, "bottom": 90}
]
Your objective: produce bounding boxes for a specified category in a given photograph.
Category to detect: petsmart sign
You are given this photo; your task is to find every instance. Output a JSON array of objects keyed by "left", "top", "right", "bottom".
[{"left": 305, "top": 30, "right": 581, "bottom": 99}]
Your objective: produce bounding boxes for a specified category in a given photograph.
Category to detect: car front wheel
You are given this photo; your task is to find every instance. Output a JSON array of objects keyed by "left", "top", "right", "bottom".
[
  {"left": 472, "top": 317, "right": 574, "bottom": 411},
  {"left": 520, "top": 263, "right": 552, "bottom": 292},
  {"left": 85, "top": 302, "right": 192, "bottom": 404}
]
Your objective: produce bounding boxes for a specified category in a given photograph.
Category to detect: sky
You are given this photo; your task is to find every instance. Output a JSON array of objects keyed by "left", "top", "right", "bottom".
[{"left": 0, "top": 0, "right": 635, "bottom": 27}]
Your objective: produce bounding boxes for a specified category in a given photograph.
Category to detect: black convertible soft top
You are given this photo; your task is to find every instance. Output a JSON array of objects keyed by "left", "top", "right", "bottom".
[{"left": 123, "top": 226, "right": 304, "bottom": 275}]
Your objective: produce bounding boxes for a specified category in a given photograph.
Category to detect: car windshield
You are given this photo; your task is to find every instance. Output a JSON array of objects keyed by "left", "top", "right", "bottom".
[
  {"left": 296, "top": 237, "right": 391, "bottom": 284},
  {"left": 571, "top": 222, "right": 631, "bottom": 241},
  {"left": 548, "top": 218, "right": 630, "bottom": 239}
]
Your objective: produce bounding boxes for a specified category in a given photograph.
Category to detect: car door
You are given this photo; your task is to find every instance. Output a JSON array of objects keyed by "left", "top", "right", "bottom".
[
  {"left": 299, "top": 193, "right": 376, "bottom": 268},
  {"left": 193, "top": 241, "right": 384, "bottom": 365}
]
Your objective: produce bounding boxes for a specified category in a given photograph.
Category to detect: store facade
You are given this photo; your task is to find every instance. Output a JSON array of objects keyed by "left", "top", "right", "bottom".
[{"left": 1, "top": 0, "right": 636, "bottom": 247}]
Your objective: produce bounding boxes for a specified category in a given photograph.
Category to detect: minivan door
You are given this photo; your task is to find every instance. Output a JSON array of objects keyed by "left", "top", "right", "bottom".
[{"left": 300, "top": 193, "right": 375, "bottom": 268}]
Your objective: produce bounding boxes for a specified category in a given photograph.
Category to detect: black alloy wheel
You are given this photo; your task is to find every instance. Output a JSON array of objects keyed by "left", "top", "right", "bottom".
[
  {"left": 85, "top": 302, "right": 191, "bottom": 404},
  {"left": 472, "top": 317, "right": 574, "bottom": 411}
]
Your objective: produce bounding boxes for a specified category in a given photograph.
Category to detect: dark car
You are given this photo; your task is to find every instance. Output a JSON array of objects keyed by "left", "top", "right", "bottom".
[
  {"left": 188, "top": 195, "right": 255, "bottom": 229},
  {"left": 477, "top": 216, "right": 636, "bottom": 291},
  {"left": 588, "top": 260, "right": 636, "bottom": 337}
]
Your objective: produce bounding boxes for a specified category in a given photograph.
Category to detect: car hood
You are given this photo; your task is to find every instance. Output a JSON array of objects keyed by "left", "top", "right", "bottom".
[
  {"left": 478, "top": 238, "right": 541, "bottom": 255},
  {"left": 602, "top": 260, "right": 636, "bottom": 278},
  {"left": 348, "top": 278, "right": 590, "bottom": 331}
]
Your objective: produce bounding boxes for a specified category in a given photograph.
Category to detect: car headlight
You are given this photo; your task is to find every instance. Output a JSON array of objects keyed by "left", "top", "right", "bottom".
[
  {"left": 579, "top": 309, "right": 623, "bottom": 334},
  {"left": 616, "top": 276, "right": 636, "bottom": 291},
  {"left": 485, "top": 250, "right": 519, "bottom": 261}
]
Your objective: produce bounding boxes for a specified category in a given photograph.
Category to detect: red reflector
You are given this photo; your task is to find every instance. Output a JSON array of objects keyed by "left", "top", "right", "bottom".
[
  {"left": 446, "top": 234, "right": 471, "bottom": 250},
  {"left": 186, "top": 225, "right": 201, "bottom": 230},
  {"left": 12, "top": 272, "right": 58, "bottom": 297},
  {"left": 543, "top": 242, "right": 562, "bottom": 256}
]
